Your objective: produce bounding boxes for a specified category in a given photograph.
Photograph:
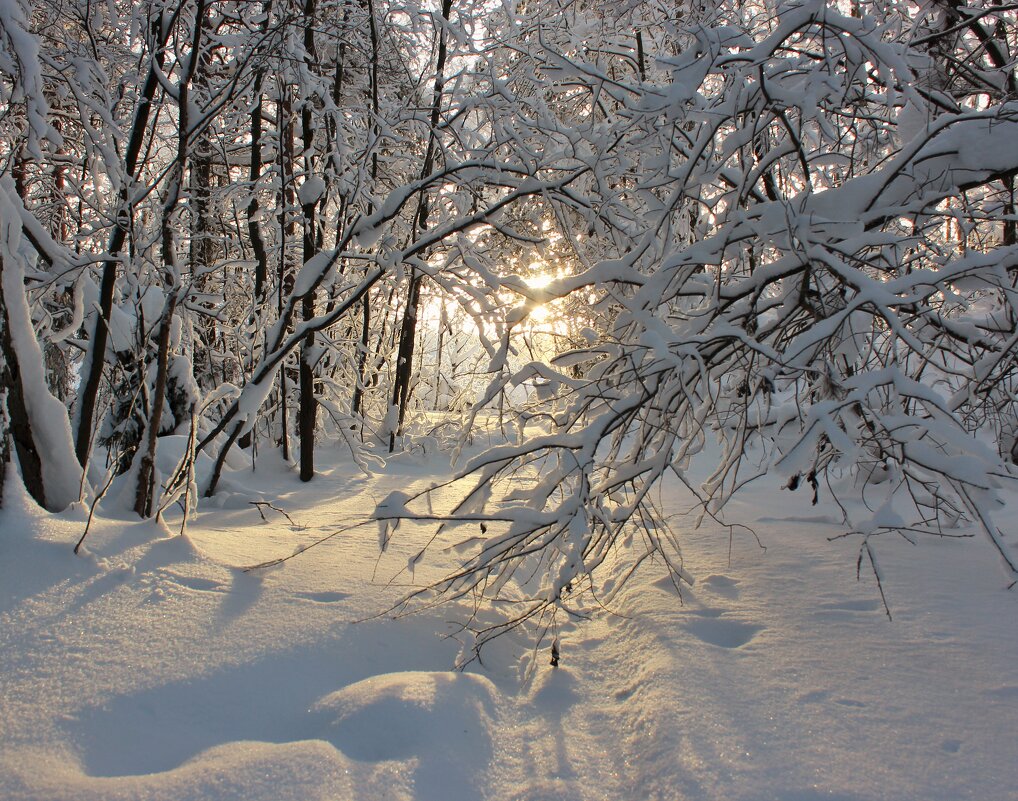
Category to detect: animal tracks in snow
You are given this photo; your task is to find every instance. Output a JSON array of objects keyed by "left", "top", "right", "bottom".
[
  {"left": 797, "top": 689, "right": 867, "bottom": 708},
  {"left": 682, "top": 574, "right": 764, "bottom": 649},
  {"left": 166, "top": 574, "right": 227, "bottom": 594},
  {"left": 982, "top": 684, "right": 1018, "bottom": 700},
  {"left": 683, "top": 617, "right": 763, "bottom": 649},
  {"left": 293, "top": 590, "right": 350, "bottom": 604},
  {"left": 655, "top": 572, "right": 766, "bottom": 649},
  {"left": 811, "top": 598, "right": 883, "bottom": 621},
  {"left": 138, "top": 570, "right": 229, "bottom": 601},
  {"left": 699, "top": 574, "right": 742, "bottom": 600}
]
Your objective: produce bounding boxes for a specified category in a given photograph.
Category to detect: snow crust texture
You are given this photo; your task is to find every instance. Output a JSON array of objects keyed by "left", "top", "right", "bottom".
[{"left": 1, "top": 448, "right": 1017, "bottom": 801}]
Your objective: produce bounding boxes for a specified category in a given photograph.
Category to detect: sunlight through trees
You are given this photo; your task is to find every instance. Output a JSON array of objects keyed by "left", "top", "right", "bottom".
[{"left": 1, "top": 0, "right": 1018, "bottom": 658}]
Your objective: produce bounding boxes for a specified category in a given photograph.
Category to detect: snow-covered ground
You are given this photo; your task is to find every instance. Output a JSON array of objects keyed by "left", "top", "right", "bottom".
[{"left": 2, "top": 441, "right": 1017, "bottom": 801}]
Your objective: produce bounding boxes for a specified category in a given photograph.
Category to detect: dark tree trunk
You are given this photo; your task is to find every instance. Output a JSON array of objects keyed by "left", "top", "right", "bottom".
[
  {"left": 389, "top": 272, "right": 423, "bottom": 451},
  {"left": 238, "top": 6, "right": 272, "bottom": 452},
  {"left": 389, "top": 0, "right": 453, "bottom": 451},
  {"left": 352, "top": 295, "right": 370, "bottom": 416},
  {"left": 249, "top": 72, "right": 269, "bottom": 303},
  {"left": 238, "top": 70, "right": 267, "bottom": 453},
  {"left": 189, "top": 10, "right": 217, "bottom": 389},
  {"left": 247, "top": 1, "right": 273, "bottom": 306},
  {"left": 133, "top": 295, "right": 178, "bottom": 517},
  {"left": 134, "top": 0, "right": 207, "bottom": 517},
  {"left": 0, "top": 387, "right": 8, "bottom": 507},
  {"left": 277, "top": 81, "right": 295, "bottom": 461},
  {"left": 0, "top": 273, "right": 45, "bottom": 508},
  {"left": 352, "top": 0, "right": 379, "bottom": 420},
  {"left": 75, "top": 13, "right": 168, "bottom": 468},
  {"left": 298, "top": 291, "right": 317, "bottom": 481},
  {"left": 1005, "top": 176, "right": 1017, "bottom": 247},
  {"left": 298, "top": 0, "right": 319, "bottom": 482}
]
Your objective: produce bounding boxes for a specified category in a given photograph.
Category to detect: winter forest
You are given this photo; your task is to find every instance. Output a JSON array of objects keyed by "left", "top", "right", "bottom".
[{"left": 2, "top": 0, "right": 1018, "bottom": 799}]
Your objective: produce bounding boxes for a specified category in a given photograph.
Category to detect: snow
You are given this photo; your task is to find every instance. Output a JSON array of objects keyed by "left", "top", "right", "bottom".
[
  {"left": 4, "top": 4, "right": 1018, "bottom": 796},
  {"left": 0, "top": 0, "right": 58, "bottom": 157},
  {"left": 233, "top": 368, "right": 280, "bottom": 438},
  {"left": 0, "top": 181, "right": 85, "bottom": 511},
  {"left": 2, "top": 440, "right": 1017, "bottom": 801},
  {"left": 46, "top": 279, "right": 84, "bottom": 344},
  {"left": 297, "top": 176, "right": 326, "bottom": 207},
  {"left": 291, "top": 251, "right": 334, "bottom": 299}
]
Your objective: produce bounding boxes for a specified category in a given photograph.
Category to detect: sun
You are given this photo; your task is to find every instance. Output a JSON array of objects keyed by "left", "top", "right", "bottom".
[{"left": 524, "top": 267, "right": 557, "bottom": 324}]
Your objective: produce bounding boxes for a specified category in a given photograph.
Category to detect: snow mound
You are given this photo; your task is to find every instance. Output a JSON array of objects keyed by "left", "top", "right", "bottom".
[
  {"left": 312, "top": 670, "right": 498, "bottom": 760},
  {"left": 1, "top": 741, "right": 360, "bottom": 801},
  {"left": 311, "top": 671, "right": 499, "bottom": 800}
]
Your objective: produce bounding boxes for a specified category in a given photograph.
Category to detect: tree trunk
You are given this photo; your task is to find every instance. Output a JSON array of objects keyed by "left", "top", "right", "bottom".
[
  {"left": 134, "top": 0, "right": 207, "bottom": 516},
  {"left": 0, "top": 282, "right": 45, "bottom": 508},
  {"left": 352, "top": 295, "right": 370, "bottom": 416},
  {"left": 389, "top": 0, "right": 454, "bottom": 451},
  {"left": 238, "top": 5, "right": 272, "bottom": 452},
  {"left": 297, "top": 0, "right": 319, "bottom": 482},
  {"left": 189, "top": 31, "right": 217, "bottom": 391},
  {"left": 0, "top": 387, "right": 9, "bottom": 507},
  {"left": 352, "top": 0, "right": 380, "bottom": 420},
  {"left": 75, "top": 12, "right": 168, "bottom": 468},
  {"left": 249, "top": 72, "right": 269, "bottom": 304},
  {"left": 0, "top": 207, "right": 83, "bottom": 512},
  {"left": 133, "top": 294, "right": 178, "bottom": 517},
  {"left": 277, "top": 80, "right": 295, "bottom": 461},
  {"left": 238, "top": 70, "right": 268, "bottom": 453}
]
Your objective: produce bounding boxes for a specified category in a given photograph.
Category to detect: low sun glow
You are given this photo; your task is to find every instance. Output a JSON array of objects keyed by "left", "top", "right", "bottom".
[{"left": 526, "top": 267, "right": 556, "bottom": 323}]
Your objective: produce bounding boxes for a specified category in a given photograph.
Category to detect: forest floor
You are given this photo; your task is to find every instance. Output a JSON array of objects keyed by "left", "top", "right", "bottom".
[{"left": 1, "top": 435, "right": 1017, "bottom": 801}]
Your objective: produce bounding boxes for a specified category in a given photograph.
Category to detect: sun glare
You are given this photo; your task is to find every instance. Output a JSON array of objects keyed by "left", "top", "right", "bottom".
[
  {"left": 525, "top": 266, "right": 557, "bottom": 323},
  {"left": 526, "top": 269, "right": 555, "bottom": 290},
  {"left": 530, "top": 304, "right": 551, "bottom": 323}
]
